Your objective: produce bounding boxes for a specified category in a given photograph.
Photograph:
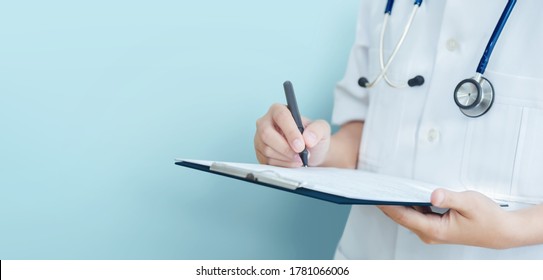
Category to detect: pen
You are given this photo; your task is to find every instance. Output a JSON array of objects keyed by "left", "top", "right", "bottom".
[{"left": 283, "top": 80, "right": 309, "bottom": 167}]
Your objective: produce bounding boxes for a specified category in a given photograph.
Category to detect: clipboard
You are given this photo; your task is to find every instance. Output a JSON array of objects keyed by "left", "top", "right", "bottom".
[{"left": 176, "top": 159, "right": 433, "bottom": 206}]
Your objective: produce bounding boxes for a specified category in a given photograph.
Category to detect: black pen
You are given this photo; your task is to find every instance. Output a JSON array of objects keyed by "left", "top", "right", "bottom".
[{"left": 283, "top": 81, "right": 309, "bottom": 167}]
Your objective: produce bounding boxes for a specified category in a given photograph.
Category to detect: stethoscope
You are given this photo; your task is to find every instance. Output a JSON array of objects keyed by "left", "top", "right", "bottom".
[{"left": 358, "top": 0, "right": 517, "bottom": 118}]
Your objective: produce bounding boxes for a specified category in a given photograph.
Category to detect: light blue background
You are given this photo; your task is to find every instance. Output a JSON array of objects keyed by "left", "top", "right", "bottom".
[{"left": 0, "top": 0, "right": 359, "bottom": 259}]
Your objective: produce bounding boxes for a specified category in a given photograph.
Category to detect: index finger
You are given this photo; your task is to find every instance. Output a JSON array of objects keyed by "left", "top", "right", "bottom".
[
  {"left": 378, "top": 205, "right": 434, "bottom": 233},
  {"left": 271, "top": 104, "right": 305, "bottom": 153}
]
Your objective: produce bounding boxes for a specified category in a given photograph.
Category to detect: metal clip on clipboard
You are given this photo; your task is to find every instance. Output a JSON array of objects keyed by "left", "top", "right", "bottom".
[{"left": 210, "top": 162, "right": 301, "bottom": 190}]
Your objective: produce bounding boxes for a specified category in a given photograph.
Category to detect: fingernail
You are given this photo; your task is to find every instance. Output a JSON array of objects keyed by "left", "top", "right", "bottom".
[
  {"left": 293, "top": 139, "right": 304, "bottom": 151},
  {"left": 305, "top": 132, "right": 317, "bottom": 146},
  {"left": 433, "top": 190, "right": 445, "bottom": 206}
]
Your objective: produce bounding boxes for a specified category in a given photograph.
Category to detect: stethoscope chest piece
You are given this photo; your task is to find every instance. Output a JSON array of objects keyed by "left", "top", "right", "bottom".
[{"left": 454, "top": 76, "right": 494, "bottom": 118}]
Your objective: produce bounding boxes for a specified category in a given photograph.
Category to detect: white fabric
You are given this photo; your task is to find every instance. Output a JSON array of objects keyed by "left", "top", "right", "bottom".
[{"left": 332, "top": 0, "right": 543, "bottom": 259}]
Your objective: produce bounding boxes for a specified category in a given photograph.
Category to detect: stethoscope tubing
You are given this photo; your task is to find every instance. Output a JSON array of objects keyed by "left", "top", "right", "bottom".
[
  {"left": 360, "top": 0, "right": 517, "bottom": 118},
  {"left": 476, "top": 0, "right": 517, "bottom": 75}
]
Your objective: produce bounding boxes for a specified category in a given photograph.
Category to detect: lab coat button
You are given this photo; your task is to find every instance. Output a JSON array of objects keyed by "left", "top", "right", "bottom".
[
  {"left": 427, "top": 128, "right": 439, "bottom": 142},
  {"left": 446, "top": 39, "right": 458, "bottom": 51}
]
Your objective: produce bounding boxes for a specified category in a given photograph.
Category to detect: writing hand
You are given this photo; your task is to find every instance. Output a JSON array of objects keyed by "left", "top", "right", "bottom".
[{"left": 254, "top": 104, "right": 331, "bottom": 167}]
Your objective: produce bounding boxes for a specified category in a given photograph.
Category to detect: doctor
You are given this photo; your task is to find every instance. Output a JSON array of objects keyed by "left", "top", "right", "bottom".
[{"left": 254, "top": 0, "right": 543, "bottom": 259}]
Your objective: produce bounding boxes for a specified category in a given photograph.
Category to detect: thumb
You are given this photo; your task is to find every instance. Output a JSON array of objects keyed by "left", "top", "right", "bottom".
[
  {"left": 431, "top": 189, "right": 476, "bottom": 215},
  {"left": 302, "top": 120, "right": 331, "bottom": 148}
]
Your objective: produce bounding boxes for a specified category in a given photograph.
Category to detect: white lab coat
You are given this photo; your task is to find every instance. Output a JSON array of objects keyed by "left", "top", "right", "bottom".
[{"left": 332, "top": 0, "right": 543, "bottom": 259}]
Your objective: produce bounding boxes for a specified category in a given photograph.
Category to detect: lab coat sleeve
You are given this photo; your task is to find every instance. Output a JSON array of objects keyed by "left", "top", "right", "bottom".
[{"left": 331, "top": 2, "right": 371, "bottom": 126}]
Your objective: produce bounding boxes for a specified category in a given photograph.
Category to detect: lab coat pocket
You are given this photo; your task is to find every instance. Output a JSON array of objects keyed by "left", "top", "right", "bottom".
[
  {"left": 460, "top": 103, "right": 522, "bottom": 197},
  {"left": 359, "top": 48, "right": 406, "bottom": 172},
  {"left": 360, "top": 87, "right": 404, "bottom": 172},
  {"left": 512, "top": 107, "right": 543, "bottom": 201},
  {"left": 474, "top": 70, "right": 543, "bottom": 202}
]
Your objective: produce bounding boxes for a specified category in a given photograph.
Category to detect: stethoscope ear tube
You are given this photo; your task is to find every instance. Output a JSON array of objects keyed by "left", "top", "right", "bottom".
[{"left": 360, "top": 3, "right": 424, "bottom": 89}]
